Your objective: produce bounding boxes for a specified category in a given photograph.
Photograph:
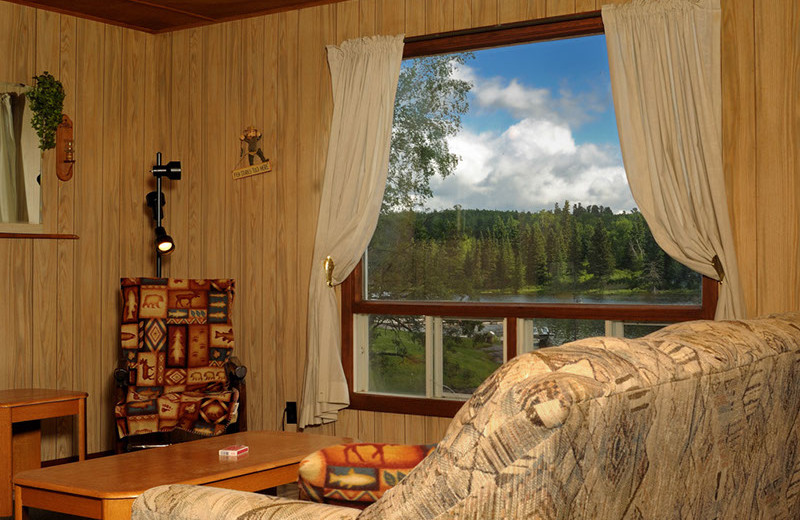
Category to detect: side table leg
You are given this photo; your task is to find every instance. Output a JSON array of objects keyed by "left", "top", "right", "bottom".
[
  {"left": 78, "top": 397, "right": 86, "bottom": 460},
  {"left": 14, "top": 485, "right": 28, "bottom": 520},
  {"left": 0, "top": 408, "right": 12, "bottom": 517}
]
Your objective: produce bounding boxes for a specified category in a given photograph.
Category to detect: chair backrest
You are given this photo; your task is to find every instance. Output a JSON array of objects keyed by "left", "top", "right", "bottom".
[{"left": 117, "top": 278, "right": 236, "bottom": 436}]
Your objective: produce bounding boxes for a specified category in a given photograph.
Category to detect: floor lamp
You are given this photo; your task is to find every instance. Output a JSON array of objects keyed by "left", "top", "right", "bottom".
[{"left": 146, "top": 152, "right": 181, "bottom": 277}]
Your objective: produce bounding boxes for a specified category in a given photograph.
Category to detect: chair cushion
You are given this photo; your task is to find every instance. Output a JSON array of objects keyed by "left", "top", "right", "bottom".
[
  {"left": 298, "top": 443, "right": 434, "bottom": 506},
  {"left": 115, "top": 278, "right": 239, "bottom": 438}
]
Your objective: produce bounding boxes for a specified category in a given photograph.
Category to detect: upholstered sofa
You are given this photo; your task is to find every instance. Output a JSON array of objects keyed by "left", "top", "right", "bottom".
[{"left": 133, "top": 313, "right": 800, "bottom": 519}]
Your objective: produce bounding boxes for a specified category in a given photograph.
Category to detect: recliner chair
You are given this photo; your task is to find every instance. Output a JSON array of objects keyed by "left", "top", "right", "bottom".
[{"left": 114, "top": 277, "right": 247, "bottom": 452}]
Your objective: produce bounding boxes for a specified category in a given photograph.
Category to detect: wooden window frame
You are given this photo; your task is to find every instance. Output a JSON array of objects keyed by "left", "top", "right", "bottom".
[{"left": 340, "top": 11, "right": 719, "bottom": 418}]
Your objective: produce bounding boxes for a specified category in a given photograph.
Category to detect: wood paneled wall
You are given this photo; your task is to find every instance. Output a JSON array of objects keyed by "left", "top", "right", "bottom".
[{"left": 0, "top": 0, "right": 797, "bottom": 457}]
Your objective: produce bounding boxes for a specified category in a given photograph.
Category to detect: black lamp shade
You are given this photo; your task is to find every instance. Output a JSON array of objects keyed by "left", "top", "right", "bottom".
[{"left": 155, "top": 226, "right": 175, "bottom": 255}]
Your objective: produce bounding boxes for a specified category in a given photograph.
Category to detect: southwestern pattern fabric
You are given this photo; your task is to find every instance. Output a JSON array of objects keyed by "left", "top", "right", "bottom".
[
  {"left": 133, "top": 313, "right": 800, "bottom": 520},
  {"left": 298, "top": 443, "right": 435, "bottom": 505},
  {"left": 115, "top": 278, "right": 239, "bottom": 438}
]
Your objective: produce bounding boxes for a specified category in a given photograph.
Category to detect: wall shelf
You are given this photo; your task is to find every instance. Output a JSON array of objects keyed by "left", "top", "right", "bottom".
[{"left": 0, "top": 233, "right": 78, "bottom": 239}]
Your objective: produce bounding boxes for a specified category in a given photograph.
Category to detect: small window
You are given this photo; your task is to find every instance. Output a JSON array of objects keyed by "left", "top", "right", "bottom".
[{"left": 343, "top": 14, "right": 717, "bottom": 417}]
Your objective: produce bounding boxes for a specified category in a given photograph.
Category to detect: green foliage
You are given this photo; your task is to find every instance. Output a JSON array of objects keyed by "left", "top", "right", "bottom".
[
  {"left": 367, "top": 202, "right": 702, "bottom": 302},
  {"left": 27, "top": 72, "right": 65, "bottom": 151},
  {"left": 384, "top": 54, "right": 473, "bottom": 212}
]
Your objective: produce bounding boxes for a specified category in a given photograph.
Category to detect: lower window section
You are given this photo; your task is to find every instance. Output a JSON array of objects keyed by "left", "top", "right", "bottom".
[
  {"left": 355, "top": 314, "right": 668, "bottom": 401},
  {"left": 441, "top": 319, "right": 504, "bottom": 397},
  {"left": 363, "top": 314, "right": 426, "bottom": 396}
]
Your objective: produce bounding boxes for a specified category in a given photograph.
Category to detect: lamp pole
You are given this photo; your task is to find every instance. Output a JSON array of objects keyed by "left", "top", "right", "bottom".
[{"left": 155, "top": 152, "right": 164, "bottom": 277}]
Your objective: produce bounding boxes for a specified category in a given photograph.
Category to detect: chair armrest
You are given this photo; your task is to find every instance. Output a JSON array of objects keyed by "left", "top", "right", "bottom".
[
  {"left": 225, "top": 356, "right": 247, "bottom": 382},
  {"left": 132, "top": 484, "right": 359, "bottom": 520},
  {"left": 114, "top": 367, "right": 130, "bottom": 387}
]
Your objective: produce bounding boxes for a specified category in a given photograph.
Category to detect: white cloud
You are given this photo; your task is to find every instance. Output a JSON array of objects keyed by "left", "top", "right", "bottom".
[
  {"left": 429, "top": 117, "right": 635, "bottom": 213},
  {"left": 454, "top": 64, "right": 608, "bottom": 128}
]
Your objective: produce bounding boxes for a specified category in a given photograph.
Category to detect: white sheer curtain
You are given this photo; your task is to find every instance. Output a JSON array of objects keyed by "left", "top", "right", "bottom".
[
  {"left": 0, "top": 93, "right": 19, "bottom": 222},
  {"left": 300, "top": 34, "right": 404, "bottom": 428},
  {"left": 603, "top": 0, "right": 745, "bottom": 319}
]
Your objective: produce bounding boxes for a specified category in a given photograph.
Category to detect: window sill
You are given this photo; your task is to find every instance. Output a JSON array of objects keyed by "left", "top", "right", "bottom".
[{"left": 349, "top": 392, "right": 465, "bottom": 418}]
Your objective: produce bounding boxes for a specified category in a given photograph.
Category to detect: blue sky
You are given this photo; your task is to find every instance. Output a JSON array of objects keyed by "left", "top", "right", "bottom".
[{"left": 426, "top": 34, "right": 635, "bottom": 214}]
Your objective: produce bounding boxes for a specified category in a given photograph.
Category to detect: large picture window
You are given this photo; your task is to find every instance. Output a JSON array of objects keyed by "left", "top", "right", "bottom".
[{"left": 342, "top": 13, "right": 717, "bottom": 417}]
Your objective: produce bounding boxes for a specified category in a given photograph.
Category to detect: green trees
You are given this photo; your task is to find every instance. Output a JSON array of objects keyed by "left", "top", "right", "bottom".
[
  {"left": 367, "top": 203, "right": 701, "bottom": 302},
  {"left": 383, "top": 54, "right": 473, "bottom": 212}
]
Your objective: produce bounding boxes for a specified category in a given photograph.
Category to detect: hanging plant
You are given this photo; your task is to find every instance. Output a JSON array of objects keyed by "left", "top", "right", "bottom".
[{"left": 28, "top": 71, "right": 65, "bottom": 151}]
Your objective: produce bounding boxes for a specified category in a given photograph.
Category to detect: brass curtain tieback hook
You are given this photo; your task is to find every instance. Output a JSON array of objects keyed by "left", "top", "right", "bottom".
[
  {"left": 711, "top": 254, "right": 725, "bottom": 283},
  {"left": 324, "top": 256, "right": 335, "bottom": 287}
]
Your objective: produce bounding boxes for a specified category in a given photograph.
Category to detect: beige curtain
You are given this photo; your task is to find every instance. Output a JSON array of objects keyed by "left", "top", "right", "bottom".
[
  {"left": 603, "top": 0, "right": 745, "bottom": 319},
  {"left": 300, "top": 34, "right": 404, "bottom": 428}
]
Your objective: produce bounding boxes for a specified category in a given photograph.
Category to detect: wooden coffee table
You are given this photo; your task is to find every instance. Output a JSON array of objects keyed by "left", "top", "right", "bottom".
[{"left": 13, "top": 430, "right": 351, "bottom": 520}]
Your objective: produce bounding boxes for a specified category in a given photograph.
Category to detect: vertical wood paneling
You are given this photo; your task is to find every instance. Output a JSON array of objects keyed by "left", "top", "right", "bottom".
[
  {"left": 99, "top": 24, "right": 123, "bottom": 451},
  {"left": 722, "top": 0, "right": 757, "bottom": 318},
  {"left": 405, "top": 0, "right": 426, "bottom": 37},
  {"left": 499, "top": 0, "right": 526, "bottom": 25},
  {"left": 33, "top": 8, "right": 61, "bottom": 461},
  {"left": 55, "top": 13, "right": 77, "bottom": 460},
  {"left": 575, "top": 0, "right": 594, "bottom": 14},
  {"left": 186, "top": 27, "right": 204, "bottom": 279},
  {"left": 168, "top": 29, "right": 191, "bottom": 278},
  {"left": 74, "top": 19, "right": 105, "bottom": 453},
  {"left": 239, "top": 16, "right": 267, "bottom": 431},
  {"left": 546, "top": 0, "right": 575, "bottom": 17},
  {"left": 376, "top": 0, "right": 404, "bottom": 35},
  {"left": 754, "top": 1, "right": 800, "bottom": 315},
  {"left": 0, "top": 0, "right": 797, "bottom": 457},
  {"left": 261, "top": 15, "right": 279, "bottom": 431},
  {"left": 337, "top": 1, "right": 359, "bottom": 42},
  {"left": 472, "top": 0, "right": 498, "bottom": 27},
  {"left": 427, "top": 0, "right": 454, "bottom": 34},
  {"left": 276, "top": 8, "right": 300, "bottom": 423},
  {"left": 359, "top": 0, "right": 377, "bottom": 36},
  {"left": 453, "top": 0, "right": 473, "bottom": 31},
  {"left": 202, "top": 24, "right": 226, "bottom": 277},
  {"left": 526, "top": 0, "right": 546, "bottom": 19}
]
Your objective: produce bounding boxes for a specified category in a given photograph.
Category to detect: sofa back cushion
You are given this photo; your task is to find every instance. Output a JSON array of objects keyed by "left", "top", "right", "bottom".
[{"left": 360, "top": 313, "right": 800, "bottom": 519}]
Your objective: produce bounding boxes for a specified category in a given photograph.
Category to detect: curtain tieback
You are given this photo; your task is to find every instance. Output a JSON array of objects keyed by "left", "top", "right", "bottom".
[
  {"left": 324, "top": 256, "right": 335, "bottom": 287},
  {"left": 711, "top": 255, "right": 725, "bottom": 282}
]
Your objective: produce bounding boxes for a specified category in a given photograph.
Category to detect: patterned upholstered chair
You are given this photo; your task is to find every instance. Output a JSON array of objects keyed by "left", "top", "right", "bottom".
[
  {"left": 114, "top": 278, "right": 247, "bottom": 452},
  {"left": 297, "top": 443, "right": 434, "bottom": 509}
]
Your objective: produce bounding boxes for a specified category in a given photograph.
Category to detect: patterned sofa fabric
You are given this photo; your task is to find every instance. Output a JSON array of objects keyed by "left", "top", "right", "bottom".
[
  {"left": 133, "top": 485, "right": 359, "bottom": 520},
  {"left": 133, "top": 313, "right": 800, "bottom": 520}
]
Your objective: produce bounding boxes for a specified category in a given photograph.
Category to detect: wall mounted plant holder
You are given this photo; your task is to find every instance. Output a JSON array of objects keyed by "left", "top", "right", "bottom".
[{"left": 56, "top": 114, "right": 74, "bottom": 181}]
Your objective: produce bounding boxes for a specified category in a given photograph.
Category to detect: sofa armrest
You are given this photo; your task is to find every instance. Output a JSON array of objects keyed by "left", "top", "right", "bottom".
[{"left": 132, "top": 484, "right": 359, "bottom": 520}]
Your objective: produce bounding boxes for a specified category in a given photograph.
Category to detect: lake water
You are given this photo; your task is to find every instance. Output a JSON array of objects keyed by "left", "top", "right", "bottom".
[{"left": 466, "top": 291, "right": 701, "bottom": 306}]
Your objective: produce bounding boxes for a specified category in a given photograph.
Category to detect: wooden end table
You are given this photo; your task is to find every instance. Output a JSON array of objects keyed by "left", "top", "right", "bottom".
[
  {"left": 14, "top": 430, "right": 352, "bottom": 520},
  {"left": 0, "top": 388, "right": 87, "bottom": 517}
]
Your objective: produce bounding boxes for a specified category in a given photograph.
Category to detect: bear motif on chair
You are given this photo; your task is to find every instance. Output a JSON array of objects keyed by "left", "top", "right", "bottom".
[{"left": 114, "top": 278, "right": 247, "bottom": 451}]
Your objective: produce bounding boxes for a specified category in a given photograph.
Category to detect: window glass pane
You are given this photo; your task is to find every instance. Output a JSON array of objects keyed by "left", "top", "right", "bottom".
[
  {"left": 367, "top": 314, "right": 426, "bottom": 396},
  {"left": 442, "top": 319, "right": 504, "bottom": 395},
  {"left": 366, "top": 35, "right": 702, "bottom": 306},
  {"left": 622, "top": 322, "right": 667, "bottom": 339},
  {"left": 528, "top": 318, "right": 605, "bottom": 348}
]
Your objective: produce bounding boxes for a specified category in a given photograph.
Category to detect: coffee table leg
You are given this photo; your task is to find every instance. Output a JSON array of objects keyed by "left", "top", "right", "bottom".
[{"left": 102, "top": 498, "right": 134, "bottom": 520}]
